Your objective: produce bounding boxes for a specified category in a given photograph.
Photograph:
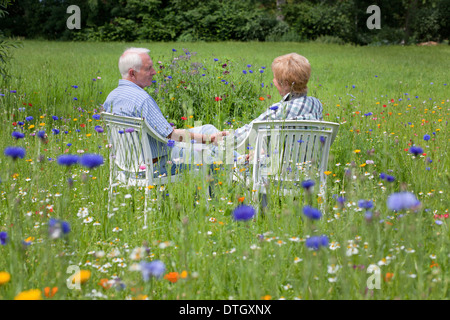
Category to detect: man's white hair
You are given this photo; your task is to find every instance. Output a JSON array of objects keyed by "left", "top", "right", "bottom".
[{"left": 118, "top": 47, "right": 150, "bottom": 78}]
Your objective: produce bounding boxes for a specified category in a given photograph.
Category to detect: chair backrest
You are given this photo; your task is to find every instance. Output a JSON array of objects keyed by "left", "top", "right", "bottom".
[
  {"left": 250, "top": 120, "right": 339, "bottom": 187},
  {"left": 102, "top": 112, "right": 160, "bottom": 173}
]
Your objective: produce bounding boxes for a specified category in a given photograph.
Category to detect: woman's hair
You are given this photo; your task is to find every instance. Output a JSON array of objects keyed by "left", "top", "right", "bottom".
[
  {"left": 271, "top": 53, "right": 311, "bottom": 95},
  {"left": 118, "top": 48, "right": 150, "bottom": 78}
]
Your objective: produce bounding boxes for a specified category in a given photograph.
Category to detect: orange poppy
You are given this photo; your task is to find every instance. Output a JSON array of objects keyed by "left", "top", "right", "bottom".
[
  {"left": 164, "top": 272, "right": 179, "bottom": 283},
  {"left": 44, "top": 287, "right": 58, "bottom": 298}
]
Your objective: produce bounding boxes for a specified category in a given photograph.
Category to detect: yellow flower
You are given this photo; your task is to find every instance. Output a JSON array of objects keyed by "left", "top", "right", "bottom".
[
  {"left": 324, "top": 171, "right": 332, "bottom": 175},
  {"left": 180, "top": 270, "right": 188, "bottom": 279},
  {"left": 261, "top": 295, "right": 272, "bottom": 300},
  {"left": 360, "top": 163, "right": 366, "bottom": 167},
  {"left": 0, "top": 271, "right": 11, "bottom": 285},
  {"left": 73, "top": 270, "right": 91, "bottom": 285},
  {"left": 73, "top": 118, "right": 77, "bottom": 121},
  {"left": 14, "top": 289, "right": 42, "bottom": 300},
  {"left": 353, "top": 149, "right": 361, "bottom": 154},
  {"left": 86, "top": 134, "right": 92, "bottom": 137},
  {"left": 40, "top": 123, "right": 45, "bottom": 126},
  {"left": 28, "top": 125, "right": 35, "bottom": 129}
]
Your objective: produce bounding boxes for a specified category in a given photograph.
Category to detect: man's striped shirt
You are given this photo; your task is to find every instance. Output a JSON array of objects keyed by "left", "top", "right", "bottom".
[{"left": 103, "top": 79, "right": 173, "bottom": 158}]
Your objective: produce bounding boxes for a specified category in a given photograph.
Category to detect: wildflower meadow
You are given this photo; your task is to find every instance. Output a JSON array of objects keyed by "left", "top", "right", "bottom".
[{"left": 0, "top": 41, "right": 448, "bottom": 301}]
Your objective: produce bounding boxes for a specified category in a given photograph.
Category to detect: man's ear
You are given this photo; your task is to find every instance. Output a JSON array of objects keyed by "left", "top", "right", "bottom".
[{"left": 127, "top": 68, "right": 135, "bottom": 79}]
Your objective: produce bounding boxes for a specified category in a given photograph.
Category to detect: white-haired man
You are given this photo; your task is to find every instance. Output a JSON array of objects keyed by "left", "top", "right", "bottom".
[{"left": 103, "top": 47, "right": 226, "bottom": 176}]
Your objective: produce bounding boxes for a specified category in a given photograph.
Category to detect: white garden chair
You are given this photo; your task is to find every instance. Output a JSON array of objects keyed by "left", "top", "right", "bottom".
[
  {"left": 102, "top": 112, "right": 193, "bottom": 222},
  {"left": 232, "top": 120, "right": 339, "bottom": 205}
]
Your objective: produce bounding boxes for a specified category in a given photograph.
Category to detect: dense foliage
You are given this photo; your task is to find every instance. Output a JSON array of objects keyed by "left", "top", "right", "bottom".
[{"left": 1, "top": 0, "right": 449, "bottom": 45}]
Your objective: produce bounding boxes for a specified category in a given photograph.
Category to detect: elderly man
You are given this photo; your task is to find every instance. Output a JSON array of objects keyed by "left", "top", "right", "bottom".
[{"left": 103, "top": 47, "right": 226, "bottom": 176}]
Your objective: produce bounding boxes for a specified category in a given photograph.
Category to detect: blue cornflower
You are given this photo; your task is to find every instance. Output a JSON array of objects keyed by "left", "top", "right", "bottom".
[
  {"left": 4, "top": 146, "right": 26, "bottom": 160},
  {"left": 409, "top": 146, "right": 423, "bottom": 156},
  {"left": 301, "top": 179, "right": 315, "bottom": 190},
  {"left": 37, "top": 130, "right": 46, "bottom": 140},
  {"left": 0, "top": 231, "right": 8, "bottom": 245},
  {"left": 92, "top": 114, "right": 101, "bottom": 120},
  {"left": 387, "top": 192, "right": 421, "bottom": 211},
  {"left": 320, "top": 136, "right": 326, "bottom": 144},
  {"left": 52, "top": 116, "right": 59, "bottom": 120},
  {"left": 358, "top": 200, "right": 373, "bottom": 210},
  {"left": 80, "top": 154, "right": 104, "bottom": 169},
  {"left": 118, "top": 130, "right": 124, "bottom": 134},
  {"left": 48, "top": 218, "right": 71, "bottom": 239},
  {"left": 302, "top": 206, "right": 322, "bottom": 220},
  {"left": 336, "top": 196, "right": 346, "bottom": 205},
  {"left": 249, "top": 70, "right": 253, "bottom": 74},
  {"left": 232, "top": 205, "right": 256, "bottom": 221},
  {"left": 247, "top": 64, "right": 252, "bottom": 68},
  {"left": 94, "top": 125, "right": 104, "bottom": 133},
  {"left": 242, "top": 70, "right": 247, "bottom": 74},
  {"left": 305, "top": 235, "right": 329, "bottom": 250},
  {"left": 260, "top": 70, "right": 264, "bottom": 73},
  {"left": 52, "top": 128, "right": 60, "bottom": 135},
  {"left": 12, "top": 131, "right": 25, "bottom": 139},
  {"left": 167, "top": 140, "right": 175, "bottom": 148},
  {"left": 67, "top": 143, "right": 72, "bottom": 147},
  {"left": 214, "top": 58, "right": 218, "bottom": 62},
  {"left": 57, "top": 154, "right": 79, "bottom": 167},
  {"left": 25, "top": 116, "right": 33, "bottom": 121},
  {"left": 423, "top": 134, "right": 431, "bottom": 141},
  {"left": 379, "top": 172, "right": 386, "bottom": 180},
  {"left": 386, "top": 175, "right": 395, "bottom": 182},
  {"left": 73, "top": 97, "right": 78, "bottom": 101},
  {"left": 269, "top": 105, "right": 279, "bottom": 111},
  {"left": 140, "top": 260, "right": 166, "bottom": 281},
  {"left": 72, "top": 85, "right": 78, "bottom": 89},
  {"left": 125, "top": 128, "right": 134, "bottom": 133},
  {"left": 18, "top": 121, "right": 24, "bottom": 126}
]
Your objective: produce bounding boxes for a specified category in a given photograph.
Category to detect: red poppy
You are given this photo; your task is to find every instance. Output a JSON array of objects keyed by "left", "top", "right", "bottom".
[
  {"left": 12, "top": 122, "right": 17, "bottom": 126},
  {"left": 29, "top": 103, "right": 32, "bottom": 106},
  {"left": 215, "top": 97, "right": 222, "bottom": 102},
  {"left": 181, "top": 117, "right": 187, "bottom": 121},
  {"left": 80, "top": 124, "right": 86, "bottom": 128}
]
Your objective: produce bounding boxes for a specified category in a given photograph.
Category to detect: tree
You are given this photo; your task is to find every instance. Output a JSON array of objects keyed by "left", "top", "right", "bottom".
[{"left": 0, "top": 0, "right": 20, "bottom": 81}]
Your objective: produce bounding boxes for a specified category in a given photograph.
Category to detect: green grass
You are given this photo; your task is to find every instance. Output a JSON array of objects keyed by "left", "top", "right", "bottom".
[{"left": 0, "top": 40, "right": 448, "bottom": 300}]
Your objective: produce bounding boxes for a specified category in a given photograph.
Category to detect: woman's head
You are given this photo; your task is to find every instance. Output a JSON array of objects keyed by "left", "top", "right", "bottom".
[{"left": 271, "top": 53, "right": 311, "bottom": 96}]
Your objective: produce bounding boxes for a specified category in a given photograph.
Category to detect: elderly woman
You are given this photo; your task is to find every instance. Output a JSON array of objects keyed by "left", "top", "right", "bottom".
[{"left": 231, "top": 52, "right": 323, "bottom": 149}]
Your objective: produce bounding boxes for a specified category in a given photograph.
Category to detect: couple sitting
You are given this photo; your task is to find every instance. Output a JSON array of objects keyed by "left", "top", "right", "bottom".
[{"left": 102, "top": 48, "right": 323, "bottom": 176}]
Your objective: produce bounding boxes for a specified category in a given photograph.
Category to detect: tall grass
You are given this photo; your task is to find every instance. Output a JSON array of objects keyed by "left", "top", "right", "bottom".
[{"left": 0, "top": 40, "right": 448, "bottom": 300}]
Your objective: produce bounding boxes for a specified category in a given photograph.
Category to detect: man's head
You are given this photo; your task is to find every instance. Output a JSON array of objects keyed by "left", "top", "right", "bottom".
[
  {"left": 119, "top": 48, "right": 157, "bottom": 88},
  {"left": 271, "top": 53, "right": 311, "bottom": 96}
]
